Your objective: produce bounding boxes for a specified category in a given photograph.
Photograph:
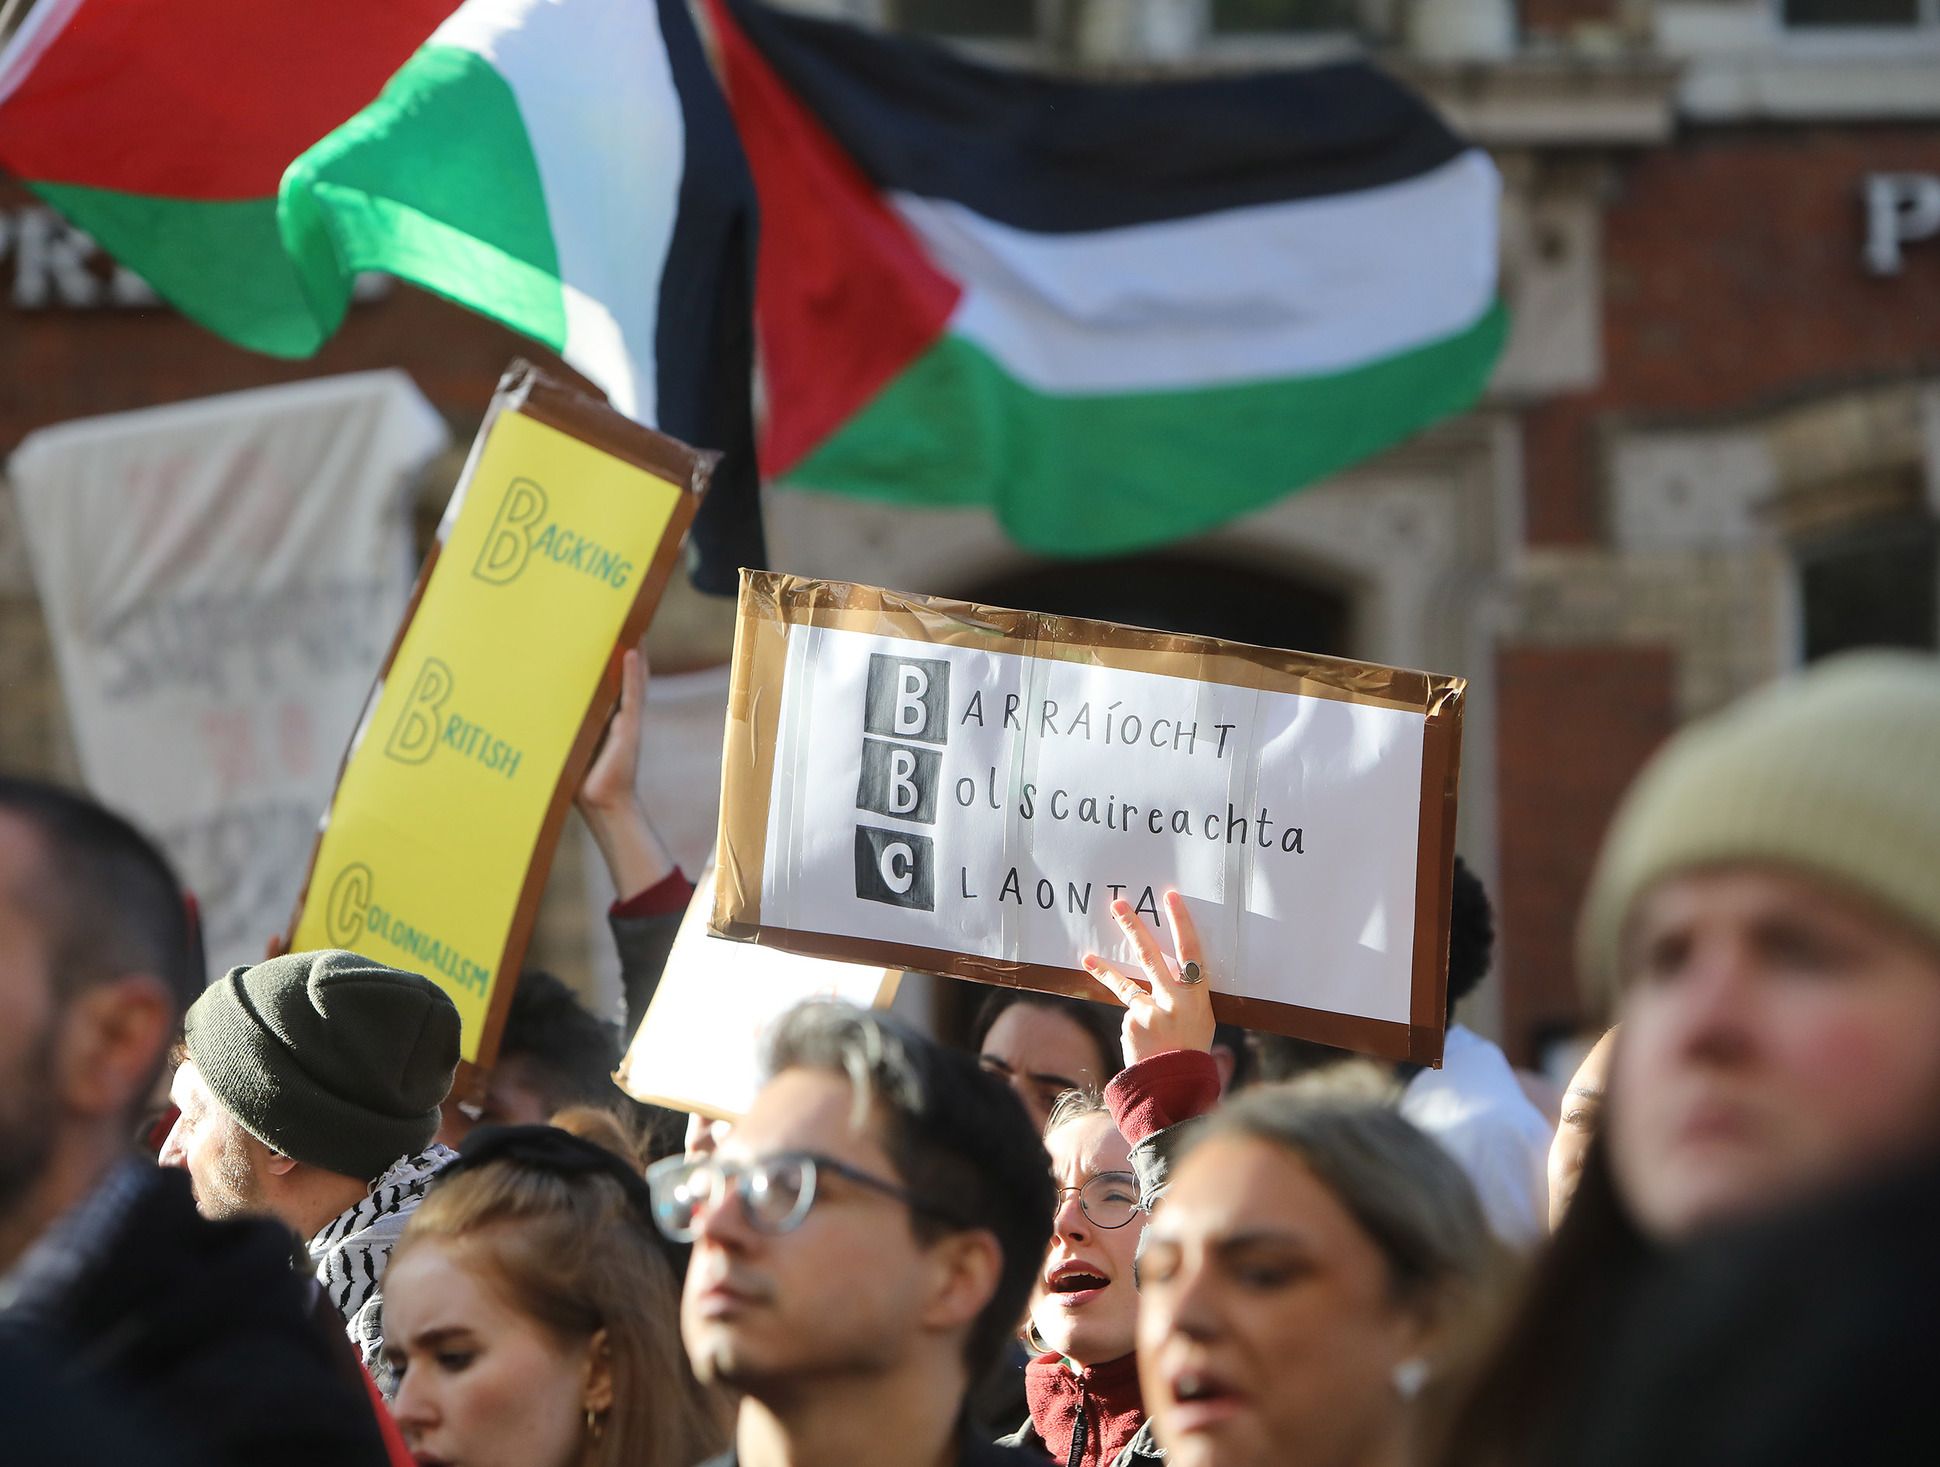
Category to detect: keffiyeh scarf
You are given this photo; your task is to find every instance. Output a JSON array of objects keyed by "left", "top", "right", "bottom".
[{"left": 307, "top": 1143, "right": 455, "bottom": 1388}]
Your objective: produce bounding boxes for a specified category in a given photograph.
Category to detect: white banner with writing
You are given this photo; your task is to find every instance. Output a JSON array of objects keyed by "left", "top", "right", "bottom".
[
  {"left": 758, "top": 624, "right": 1428, "bottom": 1027},
  {"left": 9, "top": 370, "right": 445, "bottom": 978}
]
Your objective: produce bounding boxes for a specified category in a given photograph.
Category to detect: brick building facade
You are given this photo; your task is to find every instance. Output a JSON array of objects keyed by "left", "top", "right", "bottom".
[{"left": 3, "top": 0, "right": 1937, "bottom": 1061}]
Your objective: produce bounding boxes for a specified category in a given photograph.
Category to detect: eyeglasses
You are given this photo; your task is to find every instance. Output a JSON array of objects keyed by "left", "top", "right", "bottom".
[
  {"left": 1054, "top": 1171, "right": 1143, "bottom": 1230},
  {"left": 645, "top": 1149, "right": 959, "bottom": 1243}
]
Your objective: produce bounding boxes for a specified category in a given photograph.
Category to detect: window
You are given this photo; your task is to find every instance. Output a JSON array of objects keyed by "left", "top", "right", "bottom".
[
  {"left": 1797, "top": 513, "right": 1939, "bottom": 661},
  {"left": 1782, "top": 0, "right": 1936, "bottom": 28}
]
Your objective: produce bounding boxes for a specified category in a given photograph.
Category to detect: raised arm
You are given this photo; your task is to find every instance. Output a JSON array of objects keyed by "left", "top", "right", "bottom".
[
  {"left": 1079, "top": 893, "right": 1222, "bottom": 1206},
  {"left": 577, "top": 647, "right": 692, "bottom": 1030},
  {"left": 576, "top": 647, "right": 678, "bottom": 900}
]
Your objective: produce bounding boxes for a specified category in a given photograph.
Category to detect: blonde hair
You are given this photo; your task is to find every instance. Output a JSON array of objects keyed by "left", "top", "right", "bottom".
[
  {"left": 394, "top": 1128, "right": 726, "bottom": 1467},
  {"left": 548, "top": 1104, "right": 646, "bottom": 1163},
  {"left": 1184, "top": 1091, "right": 1496, "bottom": 1304},
  {"left": 1042, "top": 1086, "right": 1109, "bottom": 1139}
]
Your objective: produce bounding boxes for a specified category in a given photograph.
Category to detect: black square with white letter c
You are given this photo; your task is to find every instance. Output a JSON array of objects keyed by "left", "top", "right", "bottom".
[{"left": 854, "top": 825, "right": 935, "bottom": 911}]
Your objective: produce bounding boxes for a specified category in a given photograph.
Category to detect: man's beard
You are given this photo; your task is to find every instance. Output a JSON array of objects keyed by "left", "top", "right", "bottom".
[
  {"left": 0, "top": 1021, "right": 58, "bottom": 1223},
  {"left": 192, "top": 1121, "right": 264, "bottom": 1221}
]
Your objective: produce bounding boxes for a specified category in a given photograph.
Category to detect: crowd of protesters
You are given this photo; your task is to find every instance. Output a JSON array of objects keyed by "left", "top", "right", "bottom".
[{"left": 3, "top": 645, "right": 1938, "bottom": 1465}]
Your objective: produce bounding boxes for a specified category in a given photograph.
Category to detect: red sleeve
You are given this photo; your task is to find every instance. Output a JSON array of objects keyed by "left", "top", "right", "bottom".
[
  {"left": 1105, "top": 1049, "right": 1221, "bottom": 1146},
  {"left": 609, "top": 868, "right": 693, "bottom": 919}
]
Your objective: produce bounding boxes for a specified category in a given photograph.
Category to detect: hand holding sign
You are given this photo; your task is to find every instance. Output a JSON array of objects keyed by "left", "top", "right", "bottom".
[
  {"left": 576, "top": 646, "right": 679, "bottom": 901},
  {"left": 578, "top": 646, "right": 650, "bottom": 813},
  {"left": 1082, "top": 891, "right": 1217, "bottom": 1065}
]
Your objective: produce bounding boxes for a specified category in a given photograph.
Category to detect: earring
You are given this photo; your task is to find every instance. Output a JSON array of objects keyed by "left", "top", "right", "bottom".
[
  {"left": 585, "top": 1406, "right": 605, "bottom": 1442},
  {"left": 1392, "top": 1358, "right": 1430, "bottom": 1401}
]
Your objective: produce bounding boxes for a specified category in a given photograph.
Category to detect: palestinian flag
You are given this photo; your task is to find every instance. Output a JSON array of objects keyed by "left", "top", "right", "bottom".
[
  {"left": 711, "top": 0, "right": 1507, "bottom": 555},
  {"left": 0, "top": 0, "right": 762, "bottom": 592}
]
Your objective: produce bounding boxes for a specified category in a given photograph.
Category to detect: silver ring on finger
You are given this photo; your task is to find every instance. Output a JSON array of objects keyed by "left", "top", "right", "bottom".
[{"left": 1177, "top": 960, "right": 1205, "bottom": 985}]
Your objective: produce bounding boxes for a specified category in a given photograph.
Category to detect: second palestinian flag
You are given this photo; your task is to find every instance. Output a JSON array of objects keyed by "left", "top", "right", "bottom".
[{"left": 712, "top": 0, "right": 1507, "bottom": 556}]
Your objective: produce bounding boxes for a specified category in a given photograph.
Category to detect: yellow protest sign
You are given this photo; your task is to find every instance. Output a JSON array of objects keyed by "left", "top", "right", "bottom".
[{"left": 288, "top": 363, "right": 710, "bottom": 1068}]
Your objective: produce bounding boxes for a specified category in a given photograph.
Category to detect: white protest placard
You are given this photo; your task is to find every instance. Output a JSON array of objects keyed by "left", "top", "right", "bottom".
[
  {"left": 616, "top": 868, "right": 899, "bottom": 1120},
  {"left": 8, "top": 372, "right": 443, "bottom": 978},
  {"left": 714, "top": 574, "right": 1464, "bottom": 1065}
]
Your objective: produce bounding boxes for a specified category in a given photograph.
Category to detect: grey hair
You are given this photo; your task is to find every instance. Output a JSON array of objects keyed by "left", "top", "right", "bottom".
[
  {"left": 1174, "top": 1087, "right": 1496, "bottom": 1304},
  {"left": 763, "top": 998, "right": 918, "bottom": 1131}
]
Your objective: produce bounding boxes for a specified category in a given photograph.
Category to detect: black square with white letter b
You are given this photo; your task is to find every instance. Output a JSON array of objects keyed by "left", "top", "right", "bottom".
[
  {"left": 856, "top": 737, "right": 941, "bottom": 824},
  {"left": 864, "top": 654, "right": 949, "bottom": 746}
]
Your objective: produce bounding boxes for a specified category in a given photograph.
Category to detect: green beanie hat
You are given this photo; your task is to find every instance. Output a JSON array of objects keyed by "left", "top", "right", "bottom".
[
  {"left": 184, "top": 948, "right": 461, "bottom": 1182},
  {"left": 1579, "top": 650, "right": 1940, "bottom": 1002}
]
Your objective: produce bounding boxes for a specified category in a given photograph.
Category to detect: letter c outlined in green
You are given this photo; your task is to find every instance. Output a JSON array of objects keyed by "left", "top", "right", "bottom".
[{"left": 325, "top": 862, "right": 374, "bottom": 947}]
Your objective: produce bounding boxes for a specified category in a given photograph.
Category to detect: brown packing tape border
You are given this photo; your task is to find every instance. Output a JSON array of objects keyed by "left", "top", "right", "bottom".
[
  {"left": 713, "top": 571, "right": 1463, "bottom": 1067},
  {"left": 284, "top": 360, "right": 715, "bottom": 1099},
  {"left": 769, "top": 581, "right": 1441, "bottom": 711},
  {"left": 712, "top": 571, "right": 793, "bottom": 942},
  {"left": 710, "top": 924, "right": 1425, "bottom": 1063},
  {"left": 1409, "top": 680, "right": 1464, "bottom": 1066}
]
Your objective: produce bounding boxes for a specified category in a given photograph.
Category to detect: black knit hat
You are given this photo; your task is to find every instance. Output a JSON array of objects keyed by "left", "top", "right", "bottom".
[{"left": 184, "top": 948, "right": 461, "bottom": 1182}]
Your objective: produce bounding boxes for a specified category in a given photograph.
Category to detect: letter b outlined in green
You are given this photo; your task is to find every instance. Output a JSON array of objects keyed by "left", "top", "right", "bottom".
[
  {"left": 386, "top": 657, "right": 452, "bottom": 764},
  {"left": 473, "top": 477, "right": 548, "bottom": 584}
]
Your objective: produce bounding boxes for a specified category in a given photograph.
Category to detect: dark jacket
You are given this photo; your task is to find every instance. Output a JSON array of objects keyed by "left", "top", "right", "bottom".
[
  {"left": 27, "top": 1164, "right": 392, "bottom": 1467},
  {"left": 1541, "top": 1148, "right": 1940, "bottom": 1466},
  {"left": 1001, "top": 1416, "right": 1163, "bottom": 1467},
  {"left": 0, "top": 1332, "right": 190, "bottom": 1467}
]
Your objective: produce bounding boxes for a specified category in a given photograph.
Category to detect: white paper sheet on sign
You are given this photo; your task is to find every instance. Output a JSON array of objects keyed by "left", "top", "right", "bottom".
[
  {"left": 618, "top": 868, "right": 898, "bottom": 1120},
  {"left": 8, "top": 371, "right": 443, "bottom": 979},
  {"left": 759, "top": 624, "right": 1427, "bottom": 1027}
]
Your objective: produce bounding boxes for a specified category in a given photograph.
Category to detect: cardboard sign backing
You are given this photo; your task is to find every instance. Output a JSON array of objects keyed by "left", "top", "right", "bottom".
[{"left": 616, "top": 869, "right": 900, "bottom": 1121}]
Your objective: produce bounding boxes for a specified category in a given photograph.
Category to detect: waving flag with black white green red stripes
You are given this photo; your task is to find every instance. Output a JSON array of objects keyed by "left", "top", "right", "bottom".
[
  {"left": 712, "top": 0, "right": 1507, "bottom": 556},
  {"left": 0, "top": 0, "right": 762, "bottom": 592}
]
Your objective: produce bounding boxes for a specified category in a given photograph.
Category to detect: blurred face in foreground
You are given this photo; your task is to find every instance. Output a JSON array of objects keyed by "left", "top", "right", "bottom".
[
  {"left": 1137, "top": 1135, "right": 1426, "bottom": 1467},
  {"left": 1611, "top": 867, "right": 1940, "bottom": 1241},
  {"left": 386, "top": 1238, "right": 605, "bottom": 1467},
  {"left": 0, "top": 815, "right": 60, "bottom": 1225},
  {"left": 1028, "top": 1112, "right": 1144, "bottom": 1365},
  {"left": 1547, "top": 1029, "right": 1615, "bottom": 1229}
]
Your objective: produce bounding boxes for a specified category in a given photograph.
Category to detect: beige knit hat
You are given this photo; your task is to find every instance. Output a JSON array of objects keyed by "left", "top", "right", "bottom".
[{"left": 1578, "top": 650, "right": 1940, "bottom": 1000}]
